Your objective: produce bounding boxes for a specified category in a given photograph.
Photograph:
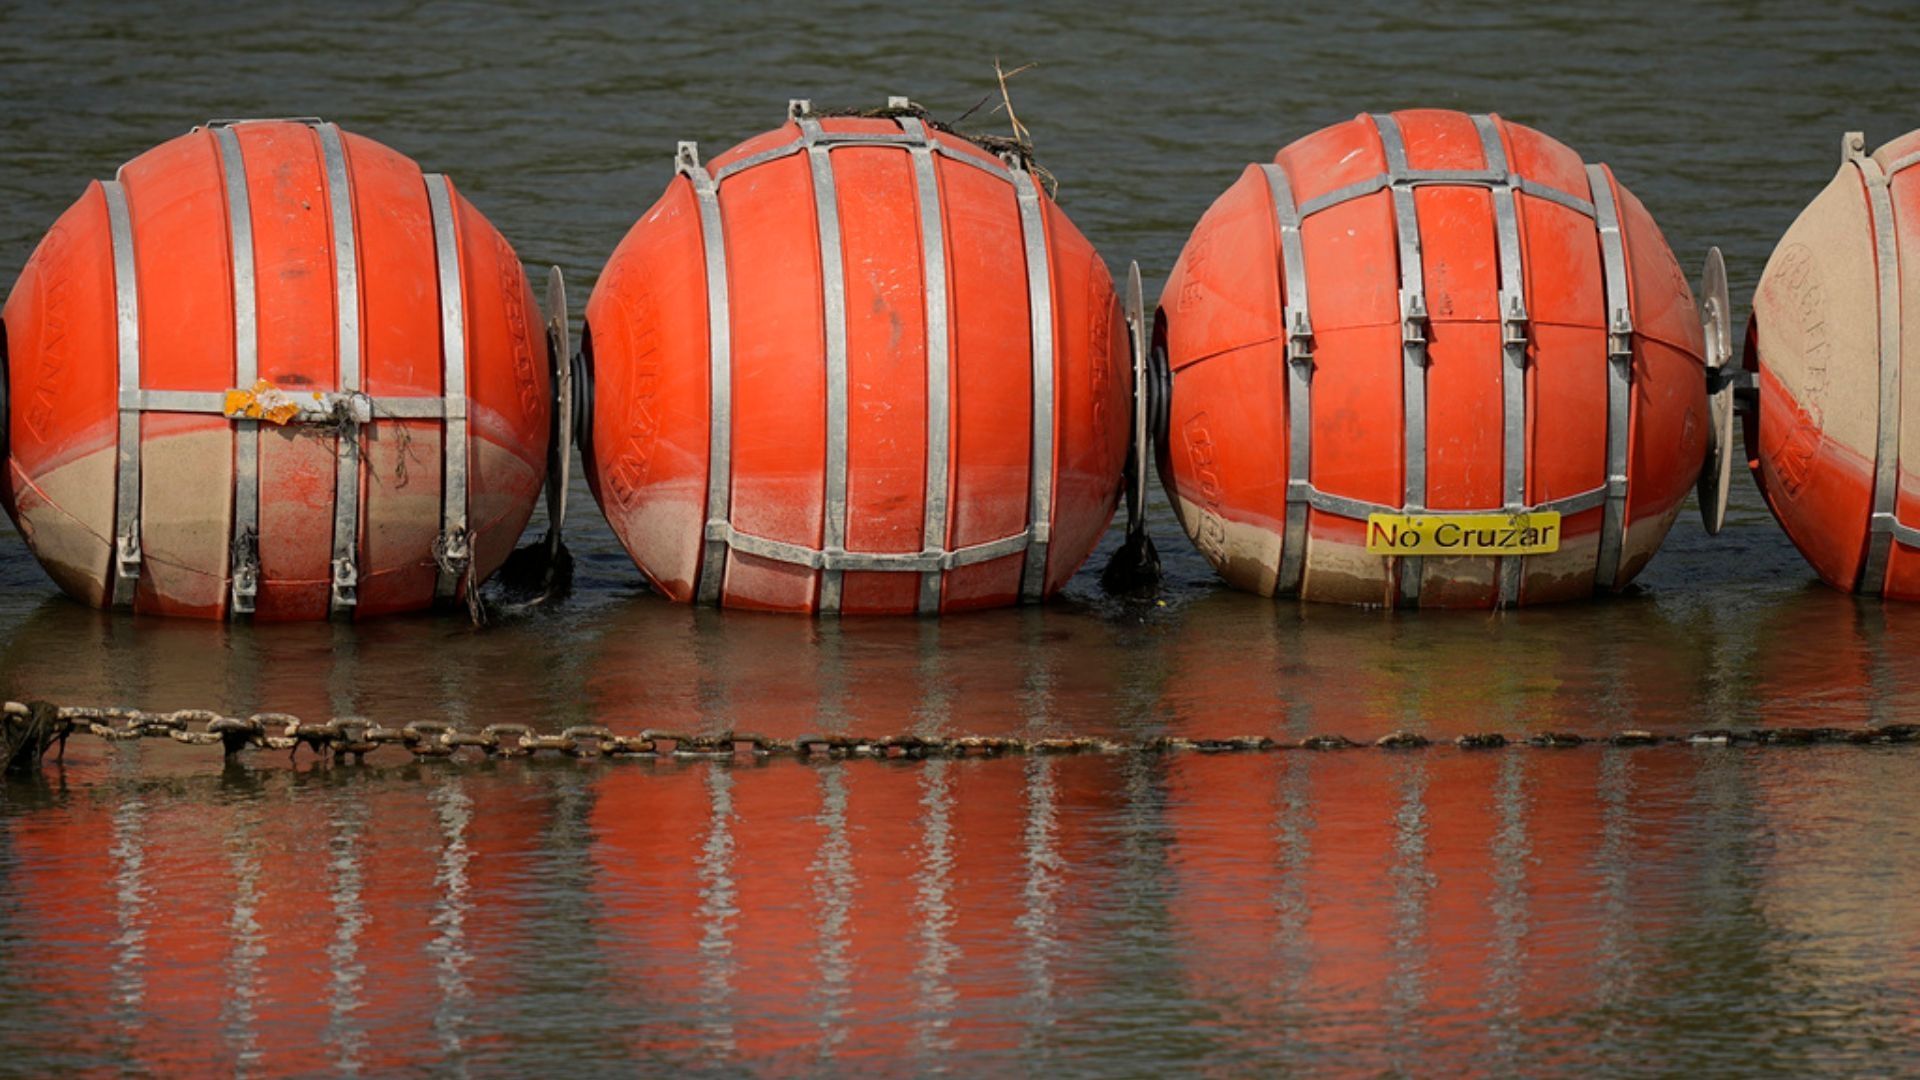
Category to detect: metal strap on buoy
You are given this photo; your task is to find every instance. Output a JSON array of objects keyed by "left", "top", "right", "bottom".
[
  {"left": 317, "top": 122, "right": 365, "bottom": 614},
  {"left": 684, "top": 97, "right": 1058, "bottom": 613},
  {"left": 1251, "top": 114, "right": 1632, "bottom": 603},
  {"left": 1588, "top": 164, "right": 1635, "bottom": 591},
  {"left": 899, "top": 111, "right": 954, "bottom": 614},
  {"left": 423, "top": 173, "right": 473, "bottom": 606},
  {"left": 1009, "top": 147, "right": 1058, "bottom": 604},
  {"left": 681, "top": 141, "right": 734, "bottom": 608},
  {"left": 1849, "top": 132, "right": 1906, "bottom": 595},
  {"left": 1373, "top": 114, "right": 1431, "bottom": 608},
  {"left": 104, "top": 119, "right": 475, "bottom": 616},
  {"left": 210, "top": 126, "right": 261, "bottom": 614},
  {"left": 103, "top": 177, "right": 142, "bottom": 609},
  {"left": 1478, "top": 115, "right": 1532, "bottom": 608},
  {"left": 1258, "top": 163, "right": 1313, "bottom": 598}
]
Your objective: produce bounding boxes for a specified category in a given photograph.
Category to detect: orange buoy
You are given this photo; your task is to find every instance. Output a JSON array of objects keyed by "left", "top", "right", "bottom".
[
  {"left": 1154, "top": 109, "right": 1710, "bottom": 607},
  {"left": 582, "top": 98, "right": 1131, "bottom": 614},
  {"left": 2, "top": 118, "right": 557, "bottom": 620},
  {"left": 1747, "top": 128, "right": 1920, "bottom": 598}
]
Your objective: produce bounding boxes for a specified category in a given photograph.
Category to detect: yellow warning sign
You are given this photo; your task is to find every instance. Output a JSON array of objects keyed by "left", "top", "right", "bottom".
[{"left": 1365, "top": 511, "right": 1562, "bottom": 556}]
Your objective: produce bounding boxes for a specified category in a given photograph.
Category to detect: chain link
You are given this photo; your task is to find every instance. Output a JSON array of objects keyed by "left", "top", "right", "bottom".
[{"left": 7, "top": 700, "right": 1920, "bottom": 772}]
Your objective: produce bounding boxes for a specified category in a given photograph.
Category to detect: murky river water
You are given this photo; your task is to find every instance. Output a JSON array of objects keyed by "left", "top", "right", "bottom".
[{"left": 3, "top": 1, "right": 1920, "bottom": 1074}]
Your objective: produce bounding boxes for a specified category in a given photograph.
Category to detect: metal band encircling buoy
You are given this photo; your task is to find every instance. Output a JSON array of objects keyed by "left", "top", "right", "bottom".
[
  {"left": 1371, "top": 113, "right": 1431, "bottom": 607},
  {"left": 681, "top": 141, "right": 734, "bottom": 607},
  {"left": 899, "top": 110, "right": 954, "bottom": 614},
  {"left": 1010, "top": 160, "right": 1057, "bottom": 603},
  {"left": 1850, "top": 133, "right": 1904, "bottom": 595},
  {"left": 1259, "top": 163, "right": 1314, "bottom": 598},
  {"left": 104, "top": 178, "right": 143, "bottom": 609},
  {"left": 424, "top": 174, "right": 472, "bottom": 606},
  {"left": 795, "top": 104, "right": 854, "bottom": 612},
  {"left": 210, "top": 125, "right": 261, "bottom": 616},
  {"left": 1588, "top": 164, "right": 1635, "bottom": 591},
  {"left": 318, "top": 123, "right": 364, "bottom": 615},
  {"left": 1477, "top": 115, "right": 1532, "bottom": 608},
  {"left": 682, "top": 98, "right": 1059, "bottom": 612}
]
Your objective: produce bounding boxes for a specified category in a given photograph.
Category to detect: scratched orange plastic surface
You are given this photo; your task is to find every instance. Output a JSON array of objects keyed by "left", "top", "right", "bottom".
[
  {"left": 0, "top": 121, "right": 550, "bottom": 619},
  {"left": 1156, "top": 110, "right": 1707, "bottom": 608},
  {"left": 583, "top": 116, "right": 1129, "bottom": 614}
]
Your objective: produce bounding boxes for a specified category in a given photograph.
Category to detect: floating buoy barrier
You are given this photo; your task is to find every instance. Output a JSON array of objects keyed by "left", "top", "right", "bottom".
[
  {"left": 581, "top": 97, "right": 1134, "bottom": 614},
  {"left": 1747, "top": 128, "right": 1920, "bottom": 597},
  {"left": 0, "top": 118, "right": 569, "bottom": 620},
  {"left": 1153, "top": 110, "right": 1718, "bottom": 607}
]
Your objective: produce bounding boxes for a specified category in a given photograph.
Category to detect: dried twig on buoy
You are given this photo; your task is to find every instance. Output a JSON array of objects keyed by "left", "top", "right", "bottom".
[
  {"left": 988, "top": 58, "right": 1055, "bottom": 196},
  {"left": 991, "top": 58, "right": 1036, "bottom": 148}
]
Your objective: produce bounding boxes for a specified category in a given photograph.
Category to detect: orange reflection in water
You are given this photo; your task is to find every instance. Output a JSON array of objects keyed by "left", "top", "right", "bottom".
[{"left": 4, "top": 739, "right": 1917, "bottom": 1074}]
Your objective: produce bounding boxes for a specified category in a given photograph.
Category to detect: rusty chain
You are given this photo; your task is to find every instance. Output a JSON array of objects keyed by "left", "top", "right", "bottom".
[{"left": 5, "top": 700, "right": 1920, "bottom": 771}]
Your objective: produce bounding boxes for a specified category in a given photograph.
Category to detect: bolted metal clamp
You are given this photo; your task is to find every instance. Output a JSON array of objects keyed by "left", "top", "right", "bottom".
[
  {"left": 1401, "top": 294, "right": 1429, "bottom": 351},
  {"left": 329, "top": 556, "right": 358, "bottom": 610},
  {"left": 230, "top": 529, "right": 260, "bottom": 615},
  {"left": 113, "top": 526, "right": 142, "bottom": 594},
  {"left": 433, "top": 528, "right": 473, "bottom": 584}
]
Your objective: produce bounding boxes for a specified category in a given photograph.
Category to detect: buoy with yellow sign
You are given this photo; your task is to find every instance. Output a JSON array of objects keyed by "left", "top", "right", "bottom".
[{"left": 1152, "top": 109, "right": 1717, "bottom": 608}]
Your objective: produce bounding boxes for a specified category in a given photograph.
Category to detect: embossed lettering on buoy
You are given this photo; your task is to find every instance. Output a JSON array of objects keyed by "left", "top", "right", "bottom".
[{"left": 1747, "top": 128, "right": 1920, "bottom": 598}]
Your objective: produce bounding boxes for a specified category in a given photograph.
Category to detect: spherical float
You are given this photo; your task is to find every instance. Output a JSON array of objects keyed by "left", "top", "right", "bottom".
[
  {"left": 1, "top": 118, "right": 554, "bottom": 620},
  {"left": 1154, "top": 109, "right": 1709, "bottom": 607},
  {"left": 583, "top": 98, "right": 1131, "bottom": 614},
  {"left": 1746, "top": 128, "right": 1920, "bottom": 598}
]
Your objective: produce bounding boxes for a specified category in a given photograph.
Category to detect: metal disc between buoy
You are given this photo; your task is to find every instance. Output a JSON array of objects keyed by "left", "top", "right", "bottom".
[
  {"left": 1697, "top": 246, "right": 1735, "bottom": 535},
  {"left": 1125, "top": 260, "right": 1149, "bottom": 535},
  {"left": 545, "top": 265, "right": 573, "bottom": 555}
]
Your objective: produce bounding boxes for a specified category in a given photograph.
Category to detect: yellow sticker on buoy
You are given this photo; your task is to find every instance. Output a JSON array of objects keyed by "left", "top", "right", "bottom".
[{"left": 1365, "top": 511, "right": 1562, "bottom": 556}]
